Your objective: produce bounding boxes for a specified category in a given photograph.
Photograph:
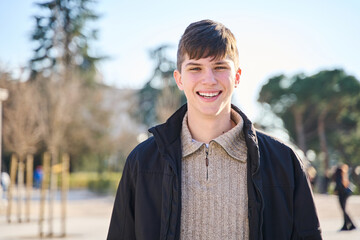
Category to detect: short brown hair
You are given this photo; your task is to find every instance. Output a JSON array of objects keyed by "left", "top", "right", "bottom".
[{"left": 177, "top": 19, "right": 239, "bottom": 71}]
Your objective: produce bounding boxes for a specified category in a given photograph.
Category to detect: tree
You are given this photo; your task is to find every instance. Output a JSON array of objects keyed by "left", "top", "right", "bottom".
[
  {"left": 0, "top": 68, "right": 44, "bottom": 222},
  {"left": 28, "top": 0, "right": 112, "bottom": 171},
  {"left": 258, "top": 69, "right": 360, "bottom": 190},
  {"left": 28, "top": 1, "right": 110, "bottom": 234},
  {"left": 138, "top": 45, "right": 185, "bottom": 127},
  {"left": 64, "top": 83, "right": 114, "bottom": 172},
  {"left": 2, "top": 82, "right": 42, "bottom": 158},
  {"left": 30, "top": 0, "right": 103, "bottom": 83},
  {"left": 258, "top": 73, "right": 311, "bottom": 152},
  {"left": 305, "top": 70, "right": 360, "bottom": 170}
]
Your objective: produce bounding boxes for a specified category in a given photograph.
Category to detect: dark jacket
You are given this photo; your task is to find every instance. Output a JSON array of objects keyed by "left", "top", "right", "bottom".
[{"left": 107, "top": 104, "right": 322, "bottom": 240}]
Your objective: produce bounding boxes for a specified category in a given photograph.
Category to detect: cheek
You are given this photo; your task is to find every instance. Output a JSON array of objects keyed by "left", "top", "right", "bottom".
[
  {"left": 182, "top": 88, "right": 194, "bottom": 101},
  {"left": 182, "top": 74, "right": 199, "bottom": 87},
  {"left": 216, "top": 70, "right": 232, "bottom": 78},
  {"left": 216, "top": 72, "right": 233, "bottom": 84},
  {"left": 185, "top": 73, "right": 200, "bottom": 82}
]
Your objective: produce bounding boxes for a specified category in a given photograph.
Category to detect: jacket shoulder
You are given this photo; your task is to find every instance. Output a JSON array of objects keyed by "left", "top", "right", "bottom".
[
  {"left": 255, "top": 130, "right": 295, "bottom": 153},
  {"left": 129, "top": 135, "right": 157, "bottom": 156},
  {"left": 125, "top": 136, "right": 167, "bottom": 172},
  {"left": 255, "top": 130, "right": 307, "bottom": 178},
  {"left": 126, "top": 136, "right": 157, "bottom": 162}
]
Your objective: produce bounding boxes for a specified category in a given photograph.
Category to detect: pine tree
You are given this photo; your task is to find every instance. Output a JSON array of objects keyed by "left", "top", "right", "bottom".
[{"left": 30, "top": 0, "right": 102, "bottom": 83}]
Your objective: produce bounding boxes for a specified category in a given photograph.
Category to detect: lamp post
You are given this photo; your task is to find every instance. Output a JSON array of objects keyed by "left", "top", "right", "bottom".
[{"left": 0, "top": 88, "right": 9, "bottom": 209}]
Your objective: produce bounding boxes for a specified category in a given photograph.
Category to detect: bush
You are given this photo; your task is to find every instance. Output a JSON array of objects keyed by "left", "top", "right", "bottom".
[
  {"left": 69, "top": 172, "right": 98, "bottom": 189},
  {"left": 69, "top": 172, "right": 122, "bottom": 195},
  {"left": 87, "top": 172, "right": 122, "bottom": 195}
]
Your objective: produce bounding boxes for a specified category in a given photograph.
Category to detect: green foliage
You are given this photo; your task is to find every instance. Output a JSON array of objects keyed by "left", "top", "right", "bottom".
[
  {"left": 30, "top": 0, "right": 104, "bottom": 83},
  {"left": 138, "top": 45, "right": 186, "bottom": 127},
  {"left": 258, "top": 69, "right": 360, "bottom": 175},
  {"left": 138, "top": 81, "right": 160, "bottom": 127},
  {"left": 69, "top": 171, "right": 121, "bottom": 195},
  {"left": 25, "top": 0, "right": 114, "bottom": 173},
  {"left": 87, "top": 172, "right": 121, "bottom": 195},
  {"left": 69, "top": 172, "right": 98, "bottom": 189},
  {"left": 70, "top": 153, "right": 109, "bottom": 173}
]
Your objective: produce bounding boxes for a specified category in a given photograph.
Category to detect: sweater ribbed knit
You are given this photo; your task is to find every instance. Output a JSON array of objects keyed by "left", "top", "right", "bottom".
[{"left": 180, "top": 110, "right": 249, "bottom": 240}]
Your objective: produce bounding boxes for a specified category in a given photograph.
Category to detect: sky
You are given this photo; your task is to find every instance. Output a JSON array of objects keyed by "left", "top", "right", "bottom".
[{"left": 0, "top": 0, "right": 359, "bottom": 121}]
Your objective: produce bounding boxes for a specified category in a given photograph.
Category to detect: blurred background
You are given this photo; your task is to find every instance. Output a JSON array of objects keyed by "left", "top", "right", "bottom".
[{"left": 0, "top": 0, "right": 359, "bottom": 239}]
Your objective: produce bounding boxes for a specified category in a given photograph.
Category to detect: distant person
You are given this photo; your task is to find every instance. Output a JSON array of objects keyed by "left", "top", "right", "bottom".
[
  {"left": 307, "top": 165, "right": 317, "bottom": 190},
  {"left": 34, "top": 166, "right": 43, "bottom": 189},
  {"left": 1, "top": 171, "right": 10, "bottom": 192},
  {"left": 107, "top": 19, "right": 322, "bottom": 239},
  {"left": 334, "top": 164, "right": 356, "bottom": 231}
]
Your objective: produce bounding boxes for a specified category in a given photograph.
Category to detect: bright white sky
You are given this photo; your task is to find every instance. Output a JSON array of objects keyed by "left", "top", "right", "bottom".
[{"left": 0, "top": 0, "right": 359, "bottom": 121}]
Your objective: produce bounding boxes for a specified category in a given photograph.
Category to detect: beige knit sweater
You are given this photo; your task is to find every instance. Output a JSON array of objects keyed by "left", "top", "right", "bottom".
[{"left": 180, "top": 110, "right": 249, "bottom": 240}]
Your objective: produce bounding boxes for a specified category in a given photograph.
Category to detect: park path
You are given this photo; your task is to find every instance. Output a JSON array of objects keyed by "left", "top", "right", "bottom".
[{"left": 1, "top": 190, "right": 360, "bottom": 239}]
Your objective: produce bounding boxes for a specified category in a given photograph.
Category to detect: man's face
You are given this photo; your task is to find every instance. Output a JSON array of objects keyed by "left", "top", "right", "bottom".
[{"left": 174, "top": 55, "right": 241, "bottom": 119}]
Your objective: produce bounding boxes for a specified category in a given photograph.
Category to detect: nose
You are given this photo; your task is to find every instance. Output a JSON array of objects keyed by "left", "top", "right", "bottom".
[{"left": 201, "top": 68, "right": 217, "bottom": 85}]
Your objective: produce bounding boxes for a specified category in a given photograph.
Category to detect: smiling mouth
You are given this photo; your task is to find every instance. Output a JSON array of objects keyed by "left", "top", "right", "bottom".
[{"left": 197, "top": 91, "right": 222, "bottom": 99}]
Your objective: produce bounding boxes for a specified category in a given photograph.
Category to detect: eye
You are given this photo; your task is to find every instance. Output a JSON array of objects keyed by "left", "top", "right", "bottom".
[
  {"left": 189, "top": 67, "right": 201, "bottom": 71},
  {"left": 215, "top": 65, "right": 228, "bottom": 70}
]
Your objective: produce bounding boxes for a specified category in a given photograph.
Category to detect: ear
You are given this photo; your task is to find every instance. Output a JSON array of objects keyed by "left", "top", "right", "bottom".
[
  {"left": 234, "top": 68, "right": 241, "bottom": 88},
  {"left": 174, "top": 70, "right": 184, "bottom": 90}
]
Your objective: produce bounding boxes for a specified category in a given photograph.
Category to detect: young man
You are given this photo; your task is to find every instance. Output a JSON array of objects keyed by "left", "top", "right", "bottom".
[{"left": 107, "top": 19, "right": 322, "bottom": 240}]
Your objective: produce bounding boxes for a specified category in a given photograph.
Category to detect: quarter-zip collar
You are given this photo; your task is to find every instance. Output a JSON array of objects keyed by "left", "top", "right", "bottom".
[
  {"left": 180, "top": 109, "right": 246, "bottom": 163},
  {"left": 180, "top": 112, "right": 206, "bottom": 157},
  {"left": 149, "top": 103, "right": 261, "bottom": 177}
]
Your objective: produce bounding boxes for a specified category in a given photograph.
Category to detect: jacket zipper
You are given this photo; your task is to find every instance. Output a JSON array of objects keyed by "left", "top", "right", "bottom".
[
  {"left": 250, "top": 149, "right": 264, "bottom": 240},
  {"left": 163, "top": 158, "right": 176, "bottom": 240},
  {"left": 164, "top": 176, "right": 174, "bottom": 239},
  {"left": 205, "top": 146, "right": 209, "bottom": 180}
]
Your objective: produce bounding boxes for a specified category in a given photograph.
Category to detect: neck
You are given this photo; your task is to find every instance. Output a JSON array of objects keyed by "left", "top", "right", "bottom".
[{"left": 187, "top": 109, "right": 235, "bottom": 144}]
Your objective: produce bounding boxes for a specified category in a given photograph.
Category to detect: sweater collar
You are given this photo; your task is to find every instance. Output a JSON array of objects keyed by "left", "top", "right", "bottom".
[
  {"left": 180, "top": 112, "right": 203, "bottom": 157},
  {"left": 149, "top": 104, "right": 259, "bottom": 174},
  {"left": 181, "top": 109, "right": 246, "bottom": 162}
]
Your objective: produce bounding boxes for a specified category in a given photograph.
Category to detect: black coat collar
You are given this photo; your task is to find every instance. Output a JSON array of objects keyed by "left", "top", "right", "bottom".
[{"left": 149, "top": 103, "right": 260, "bottom": 175}]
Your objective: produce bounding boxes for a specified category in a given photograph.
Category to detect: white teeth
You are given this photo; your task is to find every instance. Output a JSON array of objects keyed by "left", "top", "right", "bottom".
[{"left": 198, "top": 92, "right": 220, "bottom": 98}]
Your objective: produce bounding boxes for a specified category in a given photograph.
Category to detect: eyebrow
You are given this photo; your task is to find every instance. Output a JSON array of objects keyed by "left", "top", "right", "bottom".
[
  {"left": 213, "top": 61, "right": 229, "bottom": 65},
  {"left": 184, "top": 62, "right": 202, "bottom": 67},
  {"left": 184, "top": 60, "right": 230, "bottom": 68}
]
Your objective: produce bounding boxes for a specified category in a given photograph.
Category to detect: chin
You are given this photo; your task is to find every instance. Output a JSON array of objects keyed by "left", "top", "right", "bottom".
[{"left": 199, "top": 107, "right": 225, "bottom": 117}]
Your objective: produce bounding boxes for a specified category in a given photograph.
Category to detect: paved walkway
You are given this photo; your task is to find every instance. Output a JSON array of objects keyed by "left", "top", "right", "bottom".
[{"left": 0, "top": 191, "right": 360, "bottom": 239}]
